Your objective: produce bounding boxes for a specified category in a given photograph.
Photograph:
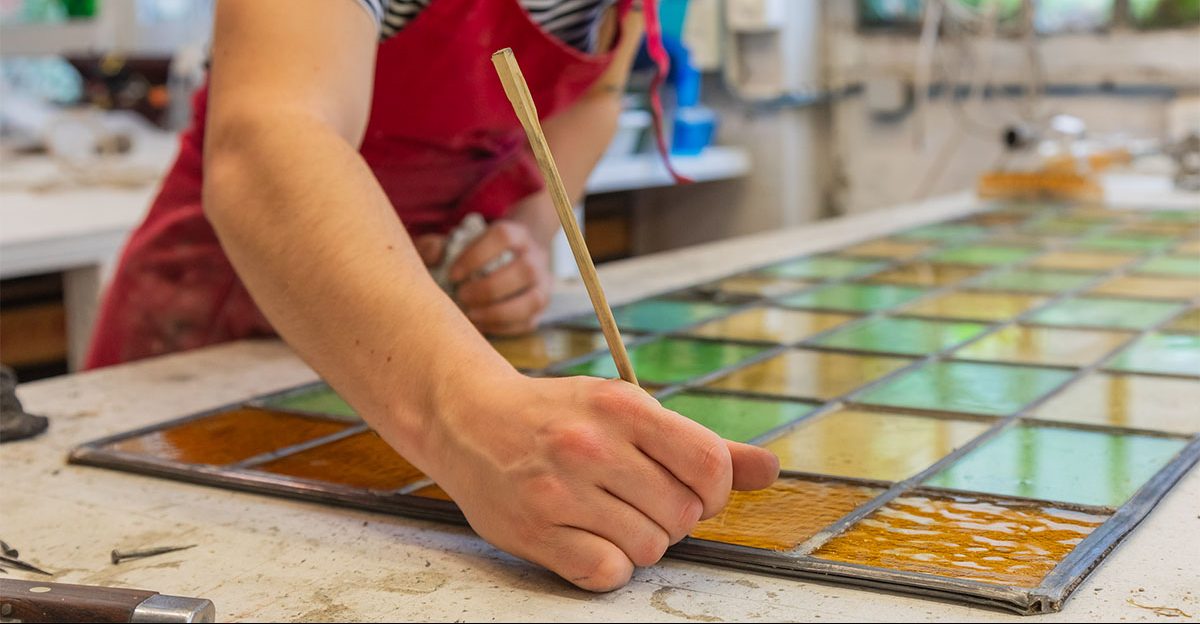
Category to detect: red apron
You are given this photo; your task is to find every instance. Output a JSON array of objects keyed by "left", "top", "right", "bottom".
[{"left": 86, "top": 0, "right": 676, "bottom": 369}]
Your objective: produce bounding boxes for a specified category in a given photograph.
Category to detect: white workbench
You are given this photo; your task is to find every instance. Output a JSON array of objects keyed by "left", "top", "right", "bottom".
[{"left": 3, "top": 192, "right": 1196, "bottom": 622}]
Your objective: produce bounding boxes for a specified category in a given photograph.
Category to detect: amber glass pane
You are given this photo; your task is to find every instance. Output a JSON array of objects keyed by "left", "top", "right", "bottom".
[
  {"left": 107, "top": 408, "right": 350, "bottom": 466},
  {"left": 814, "top": 494, "right": 1108, "bottom": 587},
  {"left": 690, "top": 478, "right": 882, "bottom": 551},
  {"left": 698, "top": 274, "right": 812, "bottom": 298},
  {"left": 899, "top": 291, "right": 1047, "bottom": 322},
  {"left": 686, "top": 307, "right": 857, "bottom": 344},
  {"left": 1165, "top": 308, "right": 1200, "bottom": 334},
  {"left": 1030, "top": 372, "right": 1200, "bottom": 435},
  {"left": 838, "top": 239, "right": 931, "bottom": 260},
  {"left": 255, "top": 431, "right": 426, "bottom": 490},
  {"left": 489, "top": 328, "right": 609, "bottom": 370},
  {"left": 707, "top": 349, "right": 912, "bottom": 401},
  {"left": 763, "top": 409, "right": 990, "bottom": 481}
]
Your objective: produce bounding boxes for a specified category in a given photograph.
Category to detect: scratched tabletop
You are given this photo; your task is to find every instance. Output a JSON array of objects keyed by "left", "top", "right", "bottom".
[{"left": 3, "top": 192, "right": 1197, "bottom": 622}]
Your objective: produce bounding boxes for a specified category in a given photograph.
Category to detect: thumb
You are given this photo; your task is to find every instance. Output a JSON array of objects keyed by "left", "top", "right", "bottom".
[
  {"left": 726, "top": 441, "right": 780, "bottom": 491},
  {"left": 414, "top": 235, "right": 448, "bottom": 267}
]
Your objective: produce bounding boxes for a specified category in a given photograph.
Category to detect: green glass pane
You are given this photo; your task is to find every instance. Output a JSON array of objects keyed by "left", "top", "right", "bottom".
[
  {"left": 760, "top": 256, "right": 887, "bottom": 280},
  {"left": 1143, "top": 208, "right": 1200, "bottom": 222},
  {"left": 661, "top": 392, "right": 818, "bottom": 443},
  {"left": 1030, "top": 297, "right": 1185, "bottom": 330},
  {"left": 895, "top": 223, "right": 988, "bottom": 242},
  {"left": 563, "top": 337, "right": 767, "bottom": 385},
  {"left": 926, "top": 424, "right": 1187, "bottom": 507},
  {"left": 1076, "top": 233, "right": 1176, "bottom": 253},
  {"left": 856, "top": 361, "right": 1073, "bottom": 416},
  {"left": 1130, "top": 0, "right": 1200, "bottom": 28},
  {"left": 266, "top": 384, "right": 358, "bottom": 420},
  {"left": 779, "top": 283, "right": 928, "bottom": 313},
  {"left": 812, "top": 317, "right": 990, "bottom": 356},
  {"left": 968, "top": 268, "right": 1096, "bottom": 293},
  {"left": 1107, "top": 333, "right": 1200, "bottom": 377},
  {"left": 570, "top": 299, "right": 733, "bottom": 333},
  {"left": 1136, "top": 255, "right": 1200, "bottom": 277},
  {"left": 1021, "top": 215, "right": 1112, "bottom": 236},
  {"left": 927, "top": 245, "right": 1038, "bottom": 266}
]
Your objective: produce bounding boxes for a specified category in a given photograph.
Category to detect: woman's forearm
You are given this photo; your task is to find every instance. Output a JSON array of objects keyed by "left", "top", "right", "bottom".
[{"left": 203, "top": 106, "right": 517, "bottom": 472}]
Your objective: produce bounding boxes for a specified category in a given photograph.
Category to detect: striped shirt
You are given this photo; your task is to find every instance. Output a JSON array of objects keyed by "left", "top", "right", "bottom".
[{"left": 356, "top": 0, "right": 613, "bottom": 52}]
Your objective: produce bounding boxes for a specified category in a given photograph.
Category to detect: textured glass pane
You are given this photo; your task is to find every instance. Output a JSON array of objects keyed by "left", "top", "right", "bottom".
[
  {"left": 690, "top": 478, "right": 882, "bottom": 551},
  {"left": 814, "top": 494, "right": 1108, "bottom": 587},
  {"left": 255, "top": 431, "right": 425, "bottom": 491}
]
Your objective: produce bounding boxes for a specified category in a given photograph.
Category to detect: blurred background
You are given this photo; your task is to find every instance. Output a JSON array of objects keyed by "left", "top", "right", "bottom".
[{"left": 2, "top": 0, "right": 1198, "bottom": 380}]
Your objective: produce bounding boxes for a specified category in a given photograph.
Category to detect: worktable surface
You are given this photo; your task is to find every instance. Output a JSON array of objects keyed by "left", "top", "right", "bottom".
[{"left": 3, "top": 193, "right": 1197, "bottom": 622}]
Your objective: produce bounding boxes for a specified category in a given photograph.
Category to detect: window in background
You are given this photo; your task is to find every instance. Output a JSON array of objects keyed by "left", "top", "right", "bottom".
[
  {"left": 1034, "top": 0, "right": 1114, "bottom": 32},
  {"left": 1129, "top": 0, "right": 1200, "bottom": 27},
  {"left": 859, "top": 0, "right": 925, "bottom": 29}
]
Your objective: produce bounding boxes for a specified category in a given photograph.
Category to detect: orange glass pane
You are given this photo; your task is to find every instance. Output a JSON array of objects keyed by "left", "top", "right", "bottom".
[
  {"left": 1088, "top": 275, "right": 1200, "bottom": 301},
  {"left": 690, "top": 478, "right": 882, "bottom": 551},
  {"left": 107, "top": 408, "right": 350, "bottom": 466},
  {"left": 814, "top": 493, "right": 1108, "bottom": 587},
  {"left": 255, "top": 431, "right": 426, "bottom": 490}
]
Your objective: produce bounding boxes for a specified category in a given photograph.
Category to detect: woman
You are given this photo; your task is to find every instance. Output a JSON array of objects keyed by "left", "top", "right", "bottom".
[{"left": 87, "top": 0, "right": 778, "bottom": 591}]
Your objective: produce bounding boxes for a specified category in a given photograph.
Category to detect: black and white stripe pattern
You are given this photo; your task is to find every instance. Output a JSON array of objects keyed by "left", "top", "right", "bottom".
[{"left": 357, "top": 0, "right": 612, "bottom": 51}]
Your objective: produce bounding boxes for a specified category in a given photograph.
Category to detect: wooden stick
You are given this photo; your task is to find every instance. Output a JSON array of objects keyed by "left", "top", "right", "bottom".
[{"left": 491, "top": 47, "right": 639, "bottom": 387}]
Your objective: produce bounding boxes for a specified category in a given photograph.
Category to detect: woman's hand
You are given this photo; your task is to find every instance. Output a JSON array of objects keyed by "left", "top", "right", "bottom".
[
  {"left": 407, "top": 372, "right": 781, "bottom": 592},
  {"left": 415, "top": 219, "right": 553, "bottom": 335}
]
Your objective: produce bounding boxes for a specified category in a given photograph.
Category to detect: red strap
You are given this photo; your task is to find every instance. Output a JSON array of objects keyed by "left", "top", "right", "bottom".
[{"left": 642, "top": 0, "right": 692, "bottom": 184}]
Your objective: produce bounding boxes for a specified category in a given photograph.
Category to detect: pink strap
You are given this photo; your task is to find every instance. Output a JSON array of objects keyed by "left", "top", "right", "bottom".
[{"left": 642, "top": 0, "right": 692, "bottom": 184}]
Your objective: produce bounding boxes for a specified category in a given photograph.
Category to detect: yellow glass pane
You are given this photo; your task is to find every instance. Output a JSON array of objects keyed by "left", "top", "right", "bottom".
[
  {"left": 698, "top": 274, "right": 812, "bottom": 298},
  {"left": 1166, "top": 308, "right": 1200, "bottom": 333},
  {"left": 1176, "top": 240, "right": 1200, "bottom": 255},
  {"left": 707, "top": 349, "right": 912, "bottom": 400},
  {"left": 814, "top": 494, "right": 1108, "bottom": 587},
  {"left": 864, "top": 263, "right": 983, "bottom": 287},
  {"left": 686, "top": 307, "right": 856, "bottom": 344},
  {"left": 489, "top": 328, "right": 609, "bottom": 370},
  {"left": 763, "top": 409, "right": 990, "bottom": 481},
  {"left": 690, "top": 478, "right": 882, "bottom": 551},
  {"left": 1089, "top": 275, "right": 1200, "bottom": 301},
  {"left": 838, "top": 239, "right": 931, "bottom": 260},
  {"left": 899, "top": 291, "right": 1047, "bottom": 322},
  {"left": 1029, "top": 251, "right": 1136, "bottom": 272},
  {"left": 953, "top": 325, "right": 1133, "bottom": 367},
  {"left": 1030, "top": 373, "right": 1200, "bottom": 434}
]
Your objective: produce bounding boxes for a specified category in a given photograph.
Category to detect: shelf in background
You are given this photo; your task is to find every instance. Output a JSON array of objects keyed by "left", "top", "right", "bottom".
[{"left": 586, "top": 146, "right": 751, "bottom": 194}]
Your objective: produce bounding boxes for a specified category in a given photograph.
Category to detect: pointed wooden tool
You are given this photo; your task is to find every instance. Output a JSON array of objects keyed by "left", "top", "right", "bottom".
[{"left": 491, "top": 47, "right": 639, "bottom": 386}]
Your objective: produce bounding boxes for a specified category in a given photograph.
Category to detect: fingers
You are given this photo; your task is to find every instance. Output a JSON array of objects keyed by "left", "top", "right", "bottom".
[
  {"left": 466, "top": 286, "right": 548, "bottom": 334},
  {"left": 589, "top": 385, "right": 734, "bottom": 520},
  {"left": 567, "top": 487, "right": 672, "bottom": 568},
  {"left": 525, "top": 526, "right": 634, "bottom": 592},
  {"left": 413, "top": 234, "right": 447, "bottom": 267},
  {"left": 457, "top": 258, "right": 535, "bottom": 308},
  {"left": 726, "top": 441, "right": 780, "bottom": 491},
  {"left": 600, "top": 455, "right": 704, "bottom": 545},
  {"left": 450, "top": 221, "right": 530, "bottom": 283}
]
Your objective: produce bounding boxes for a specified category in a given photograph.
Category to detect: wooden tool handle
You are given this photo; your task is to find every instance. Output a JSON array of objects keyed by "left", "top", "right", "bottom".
[
  {"left": 1, "top": 579, "right": 156, "bottom": 623},
  {"left": 491, "top": 47, "right": 639, "bottom": 386}
]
